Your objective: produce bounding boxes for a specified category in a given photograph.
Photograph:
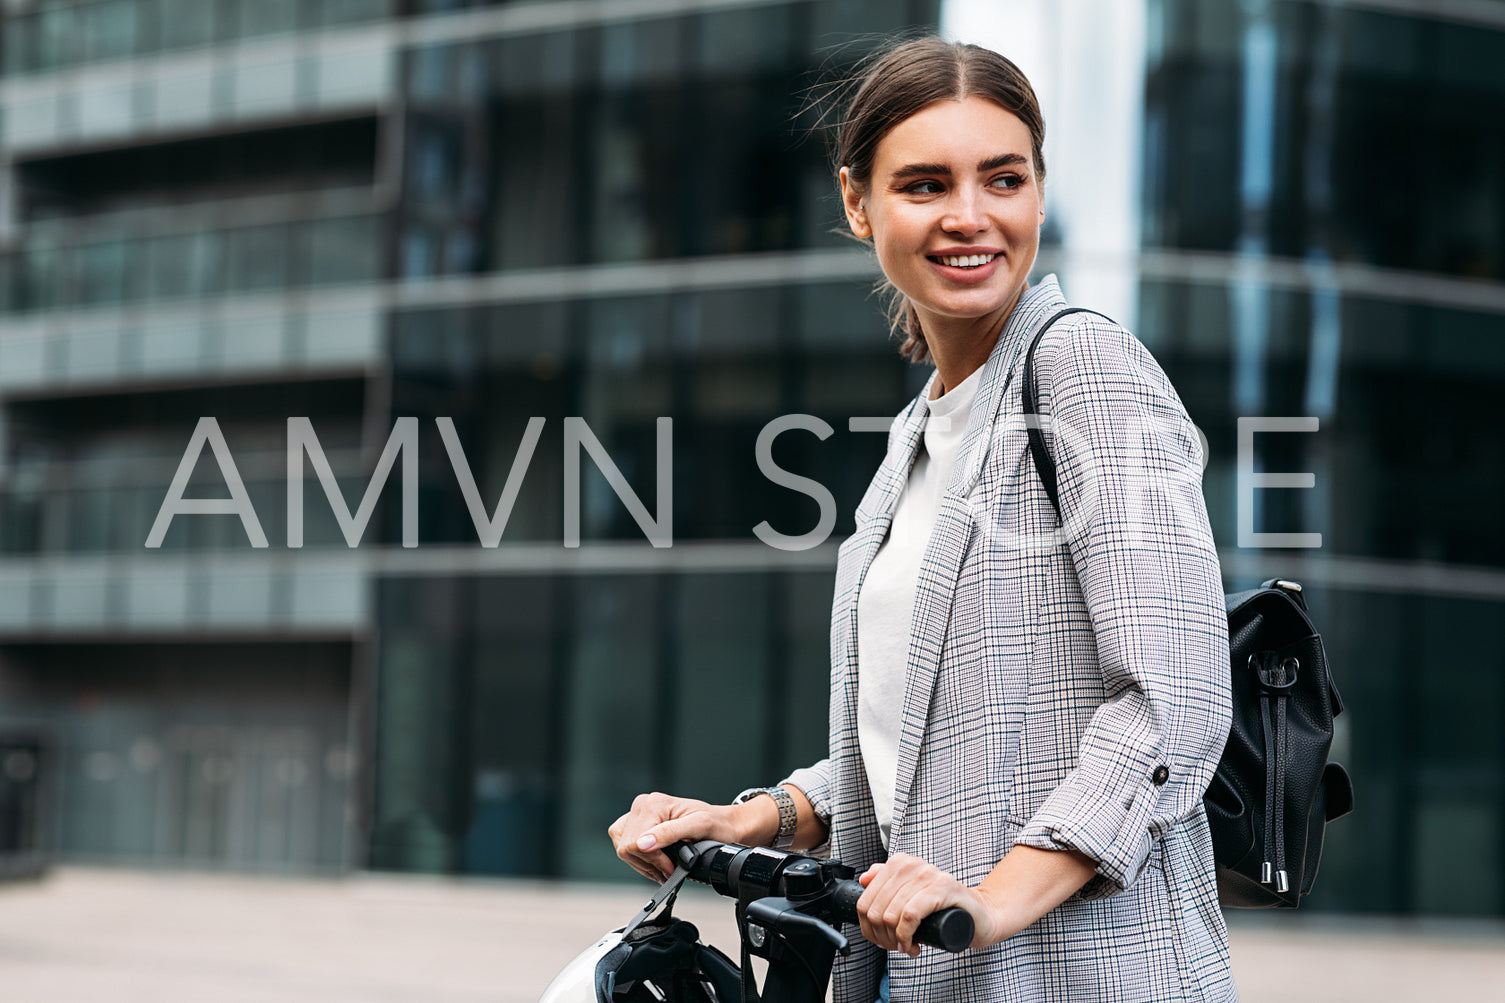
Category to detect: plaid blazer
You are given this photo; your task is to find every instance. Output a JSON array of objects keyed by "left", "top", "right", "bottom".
[{"left": 784, "top": 276, "right": 1237, "bottom": 1002}]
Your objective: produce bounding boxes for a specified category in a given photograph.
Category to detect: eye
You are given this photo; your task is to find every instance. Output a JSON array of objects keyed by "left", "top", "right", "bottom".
[
  {"left": 901, "top": 180, "right": 944, "bottom": 195},
  {"left": 990, "top": 173, "right": 1026, "bottom": 190}
]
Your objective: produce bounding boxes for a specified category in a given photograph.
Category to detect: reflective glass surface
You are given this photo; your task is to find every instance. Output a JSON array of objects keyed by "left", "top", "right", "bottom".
[
  {"left": 1145, "top": 0, "right": 1505, "bottom": 281},
  {"left": 1, "top": 0, "right": 396, "bottom": 75},
  {"left": 369, "top": 570, "right": 834, "bottom": 877},
  {"left": 389, "top": 284, "right": 914, "bottom": 550},
  {"left": 395, "top": 3, "right": 930, "bottom": 276},
  {"left": 0, "top": 211, "right": 381, "bottom": 314},
  {"left": 1141, "top": 0, "right": 1505, "bottom": 918}
]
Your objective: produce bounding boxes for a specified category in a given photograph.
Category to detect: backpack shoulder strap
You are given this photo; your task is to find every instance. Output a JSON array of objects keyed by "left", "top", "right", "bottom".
[{"left": 1021, "top": 307, "right": 1110, "bottom": 516}]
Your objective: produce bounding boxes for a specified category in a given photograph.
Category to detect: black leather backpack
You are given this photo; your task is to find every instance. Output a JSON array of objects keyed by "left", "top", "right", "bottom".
[
  {"left": 1021, "top": 307, "right": 1355, "bottom": 909},
  {"left": 1208, "top": 579, "right": 1354, "bottom": 907}
]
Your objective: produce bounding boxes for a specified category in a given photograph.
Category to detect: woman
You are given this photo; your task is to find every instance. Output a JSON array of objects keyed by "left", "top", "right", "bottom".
[{"left": 610, "top": 37, "right": 1236, "bottom": 1002}]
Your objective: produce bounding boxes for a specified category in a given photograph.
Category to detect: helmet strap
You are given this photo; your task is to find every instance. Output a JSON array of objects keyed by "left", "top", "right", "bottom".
[{"left": 620, "top": 862, "right": 690, "bottom": 939}]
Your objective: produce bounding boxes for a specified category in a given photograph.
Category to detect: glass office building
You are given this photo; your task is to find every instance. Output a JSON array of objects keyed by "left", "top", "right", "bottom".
[{"left": 0, "top": 0, "right": 1502, "bottom": 916}]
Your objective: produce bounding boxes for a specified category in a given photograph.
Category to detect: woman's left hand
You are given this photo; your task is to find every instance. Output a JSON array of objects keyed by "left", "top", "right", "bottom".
[{"left": 855, "top": 852, "right": 1008, "bottom": 956}]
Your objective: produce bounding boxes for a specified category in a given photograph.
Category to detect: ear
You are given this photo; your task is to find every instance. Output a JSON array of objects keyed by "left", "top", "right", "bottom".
[{"left": 839, "top": 166, "right": 872, "bottom": 240}]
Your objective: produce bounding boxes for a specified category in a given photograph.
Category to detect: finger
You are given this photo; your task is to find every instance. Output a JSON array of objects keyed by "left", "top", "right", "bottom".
[
  {"left": 610, "top": 812, "right": 654, "bottom": 858},
  {"left": 620, "top": 854, "right": 665, "bottom": 884},
  {"left": 867, "top": 859, "right": 944, "bottom": 955},
  {"left": 855, "top": 870, "right": 888, "bottom": 950},
  {"left": 890, "top": 864, "right": 950, "bottom": 955},
  {"left": 864, "top": 867, "right": 904, "bottom": 928},
  {"left": 613, "top": 832, "right": 673, "bottom": 881},
  {"left": 636, "top": 811, "right": 715, "bottom": 854},
  {"left": 635, "top": 816, "right": 717, "bottom": 878},
  {"left": 893, "top": 886, "right": 944, "bottom": 956},
  {"left": 855, "top": 864, "right": 881, "bottom": 913},
  {"left": 614, "top": 837, "right": 666, "bottom": 880},
  {"left": 856, "top": 909, "right": 876, "bottom": 949},
  {"left": 634, "top": 850, "right": 675, "bottom": 880},
  {"left": 857, "top": 904, "right": 895, "bottom": 952},
  {"left": 858, "top": 866, "right": 904, "bottom": 952}
]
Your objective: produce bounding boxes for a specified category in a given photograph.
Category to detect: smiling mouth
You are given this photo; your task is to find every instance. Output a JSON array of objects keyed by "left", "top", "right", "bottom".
[{"left": 930, "top": 253, "right": 999, "bottom": 269}]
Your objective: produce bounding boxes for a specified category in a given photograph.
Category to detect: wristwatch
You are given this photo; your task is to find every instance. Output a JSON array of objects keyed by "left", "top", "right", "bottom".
[{"left": 735, "top": 785, "right": 797, "bottom": 851}]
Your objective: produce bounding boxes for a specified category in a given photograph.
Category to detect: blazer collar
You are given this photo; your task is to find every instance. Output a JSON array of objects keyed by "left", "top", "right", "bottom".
[
  {"left": 854, "top": 274, "right": 1069, "bottom": 531},
  {"left": 946, "top": 275, "right": 1069, "bottom": 498}
]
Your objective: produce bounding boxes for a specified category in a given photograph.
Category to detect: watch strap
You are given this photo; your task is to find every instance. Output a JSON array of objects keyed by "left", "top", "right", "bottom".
[{"left": 735, "top": 785, "right": 797, "bottom": 851}]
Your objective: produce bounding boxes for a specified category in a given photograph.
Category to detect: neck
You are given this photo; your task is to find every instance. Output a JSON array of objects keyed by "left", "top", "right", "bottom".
[{"left": 922, "top": 283, "right": 1029, "bottom": 398}]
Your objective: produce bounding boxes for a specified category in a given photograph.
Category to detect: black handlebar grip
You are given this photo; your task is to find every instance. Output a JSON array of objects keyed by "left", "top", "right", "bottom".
[
  {"left": 915, "top": 908, "right": 975, "bottom": 954},
  {"left": 828, "top": 880, "right": 974, "bottom": 954}
]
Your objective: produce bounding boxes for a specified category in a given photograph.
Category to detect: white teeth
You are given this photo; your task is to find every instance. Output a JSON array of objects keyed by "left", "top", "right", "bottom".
[{"left": 937, "top": 253, "right": 997, "bottom": 268}]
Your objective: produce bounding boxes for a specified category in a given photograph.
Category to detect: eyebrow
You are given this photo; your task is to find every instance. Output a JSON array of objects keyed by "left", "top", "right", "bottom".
[{"left": 890, "top": 153, "right": 1028, "bottom": 181}]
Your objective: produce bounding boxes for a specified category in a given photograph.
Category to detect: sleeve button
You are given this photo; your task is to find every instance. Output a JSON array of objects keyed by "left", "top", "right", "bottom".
[{"left": 1151, "top": 765, "right": 1170, "bottom": 786}]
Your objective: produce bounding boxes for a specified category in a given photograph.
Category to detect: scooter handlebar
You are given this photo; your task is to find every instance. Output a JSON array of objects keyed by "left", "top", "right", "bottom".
[
  {"left": 827, "top": 879, "right": 974, "bottom": 954},
  {"left": 674, "top": 840, "right": 974, "bottom": 955}
]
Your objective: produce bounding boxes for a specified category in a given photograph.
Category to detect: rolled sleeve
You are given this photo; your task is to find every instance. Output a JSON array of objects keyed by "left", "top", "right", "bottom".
[
  {"left": 1013, "top": 317, "right": 1232, "bottom": 900},
  {"left": 780, "top": 757, "right": 835, "bottom": 828}
]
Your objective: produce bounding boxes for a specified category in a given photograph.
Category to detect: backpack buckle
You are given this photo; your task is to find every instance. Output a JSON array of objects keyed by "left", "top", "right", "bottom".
[{"left": 1249, "top": 652, "right": 1300, "bottom": 693}]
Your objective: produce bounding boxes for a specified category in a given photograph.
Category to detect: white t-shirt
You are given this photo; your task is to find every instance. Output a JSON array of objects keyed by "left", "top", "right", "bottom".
[{"left": 856, "top": 366, "right": 983, "bottom": 848}]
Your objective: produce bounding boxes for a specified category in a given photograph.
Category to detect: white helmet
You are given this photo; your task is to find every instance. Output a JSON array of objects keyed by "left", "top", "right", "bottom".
[
  {"left": 539, "top": 870, "right": 740, "bottom": 1002},
  {"left": 537, "top": 929, "right": 622, "bottom": 1001}
]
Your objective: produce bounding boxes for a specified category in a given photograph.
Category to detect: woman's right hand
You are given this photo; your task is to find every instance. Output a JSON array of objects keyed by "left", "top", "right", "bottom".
[{"left": 608, "top": 792, "right": 771, "bottom": 883}]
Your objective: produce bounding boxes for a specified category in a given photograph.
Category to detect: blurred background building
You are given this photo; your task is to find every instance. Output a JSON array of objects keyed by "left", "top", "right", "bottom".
[{"left": 0, "top": 0, "right": 1500, "bottom": 920}]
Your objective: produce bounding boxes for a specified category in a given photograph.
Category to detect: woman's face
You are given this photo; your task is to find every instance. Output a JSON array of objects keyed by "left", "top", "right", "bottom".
[{"left": 841, "top": 96, "right": 1044, "bottom": 339}]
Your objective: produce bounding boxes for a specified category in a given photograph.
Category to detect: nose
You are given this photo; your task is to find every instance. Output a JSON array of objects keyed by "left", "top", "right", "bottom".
[{"left": 941, "top": 187, "right": 988, "bottom": 237}]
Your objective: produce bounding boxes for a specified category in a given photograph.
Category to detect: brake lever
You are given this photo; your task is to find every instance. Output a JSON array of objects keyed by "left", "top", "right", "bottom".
[{"left": 745, "top": 897, "right": 850, "bottom": 955}]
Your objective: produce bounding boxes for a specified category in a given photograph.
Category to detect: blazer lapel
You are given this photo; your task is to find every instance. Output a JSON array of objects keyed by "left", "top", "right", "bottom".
[
  {"left": 950, "top": 276, "right": 1068, "bottom": 498},
  {"left": 888, "top": 277, "right": 1069, "bottom": 847},
  {"left": 830, "top": 393, "right": 930, "bottom": 747},
  {"left": 887, "top": 490, "right": 976, "bottom": 847}
]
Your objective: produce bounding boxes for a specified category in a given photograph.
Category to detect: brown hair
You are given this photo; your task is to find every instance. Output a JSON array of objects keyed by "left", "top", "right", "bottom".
[{"left": 832, "top": 37, "right": 1046, "bottom": 364}]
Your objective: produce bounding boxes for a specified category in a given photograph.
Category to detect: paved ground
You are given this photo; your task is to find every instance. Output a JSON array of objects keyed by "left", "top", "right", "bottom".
[{"left": 0, "top": 868, "right": 1502, "bottom": 1001}]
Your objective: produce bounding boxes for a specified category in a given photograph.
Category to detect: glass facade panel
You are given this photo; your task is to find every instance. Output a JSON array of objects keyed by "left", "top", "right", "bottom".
[
  {"left": 319, "top": 0, "right": 392, "bottom": 28},
  {"left": 21, "top": 242, "right": 68, "bottom": 312},
  {"left": 82, "top": 0, "right": 140, "bottom": 61},
  {"left": 669, "top": 574, "right": 772, "bottom": 799},
  {"left": 4, "top": 13, "right": 37, "bottom": 75},
  {"left": 238, "top": 0, "right": 300, "bottom": 38},
  {"left": 146, "top": 230, "right": 218, "bottom": 301},
  {"left": 560, "top": 574, "right": 663, "bottom": 879},
  {"left": 2, "top": 212, "right": 381, "bottom": 316},
  {"left": 3, "top": 216, "right": 382, "bottom": 318},
  {"left": 225, "top": 223, "right": 292, "bottom": 293},
  {"left": 36, "top": 5, "right": 80, "bottom": 72},
  {"left": 75, "top": 239, "right": 128, "bottom": 306},
  {"left": 399, "top": 7, "right": 904, "bottom": 280},
  {"left": 1, "top": 0, "right": 396, "bottom": 74},
  {"left": 1305, "top": 589, "right": 1505, "bottom": 915},
  {"left": 462, "top": 576, "right": 564, "bottom": 875},
  {"left": 389, "top": 281, "right": 902, "bottom": 551},
  {"left": 1145, "top": 0, "right": 1505, "bottom": 282},
  {"left": 485, "top": 36, "right": 581, "bottom": 271},
  {"left": 1138, "top": 279, "right": 1505, "bottom": 571},
  {"left": 157, "top": 0, "right": 218, "bottom": 52},
  {"left": 370, "top": 570, "right": 833, "bottom": 878},
  {"left": 306, "top": 215, "right": 379, "bottom": 286}
]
